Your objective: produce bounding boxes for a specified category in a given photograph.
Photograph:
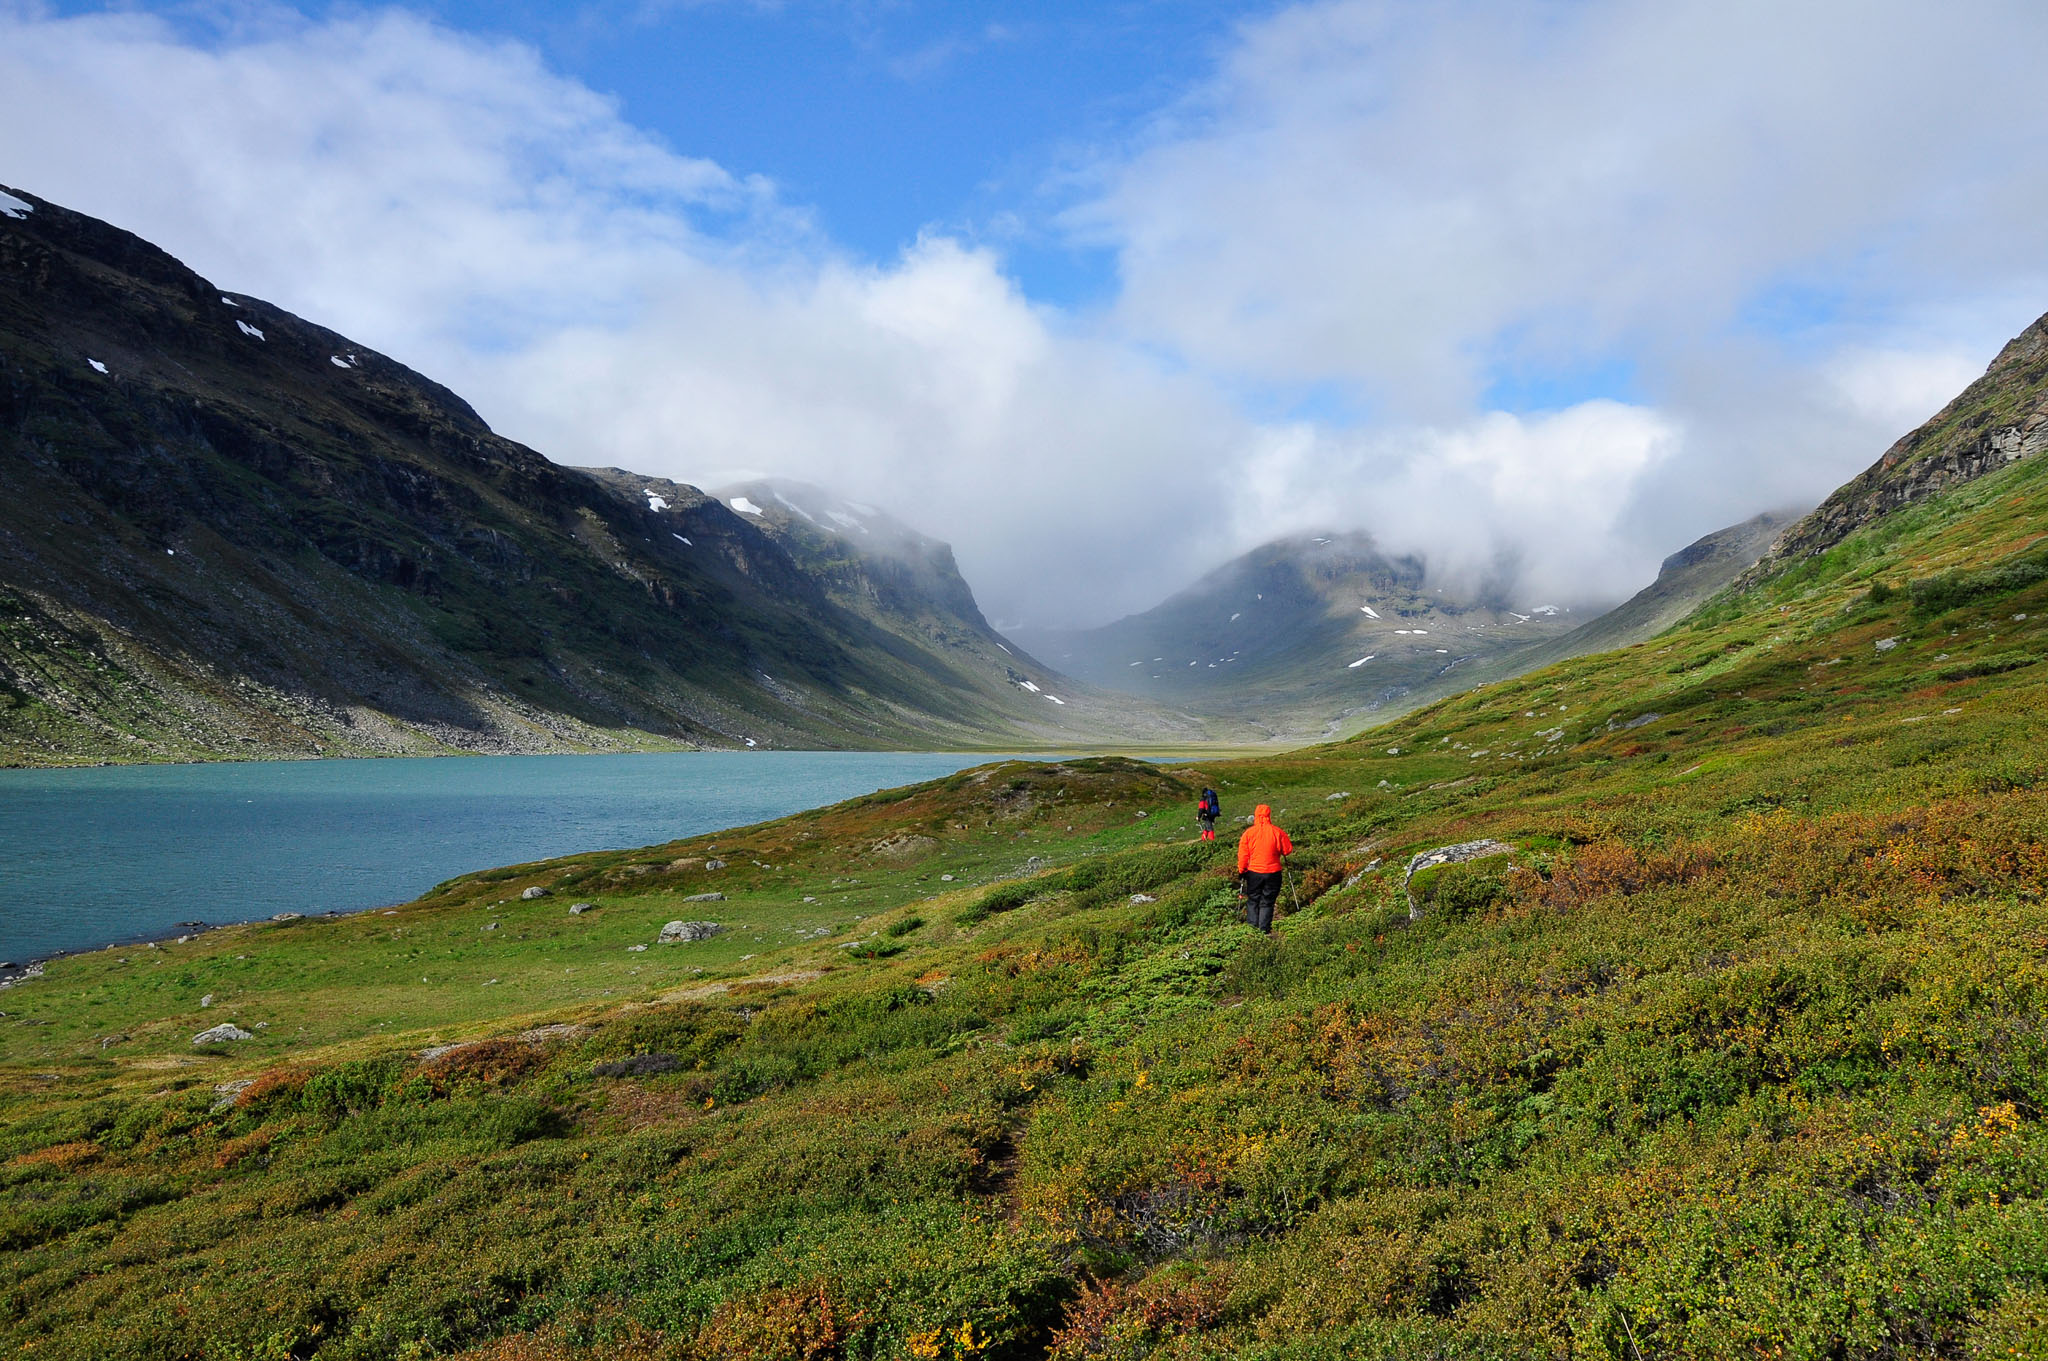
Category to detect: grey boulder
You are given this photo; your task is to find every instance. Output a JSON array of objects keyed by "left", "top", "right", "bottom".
[
  {"left": 192, "top": 1023, "right": 254, "bottom": 1046},
  {"left": 658, "top": 921, "right": 723, "bottom": 944},
  {"left": 1404, "top": 839, "right": 1515, "bottom": 920}
]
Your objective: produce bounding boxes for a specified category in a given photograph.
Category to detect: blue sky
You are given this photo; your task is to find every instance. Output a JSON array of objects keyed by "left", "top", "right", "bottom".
[
  {"left": 60, "top": 0, "right": 1278, "bottom": 305},
  {"left": 8, "top": 1, "right": 2047, "bottom": 623}
]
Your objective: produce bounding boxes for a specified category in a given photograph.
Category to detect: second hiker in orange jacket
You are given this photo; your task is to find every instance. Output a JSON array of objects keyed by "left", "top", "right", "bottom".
[{"left": 1236, "top": 804, "right": 1293, "bottom": 933}]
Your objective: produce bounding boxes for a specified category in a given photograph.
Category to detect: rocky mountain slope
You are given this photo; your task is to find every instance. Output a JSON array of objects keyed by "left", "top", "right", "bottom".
[
  {"left": 1742, "top": 310, "right": 2048, "bottom": 581},
  {"left": 0, "top": 186, "right": 1221, "bottom": 763},
  {"left": 1500, "top": 508, "right": 1802, "bottom": 674},
  {"left": 1009, "top": 531, "right": 1587, "bottom": 740}
]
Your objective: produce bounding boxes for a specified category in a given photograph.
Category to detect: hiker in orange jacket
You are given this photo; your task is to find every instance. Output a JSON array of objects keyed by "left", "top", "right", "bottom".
[{"left": 1236, "top": 804, "right": 1293, "bottom": 934}]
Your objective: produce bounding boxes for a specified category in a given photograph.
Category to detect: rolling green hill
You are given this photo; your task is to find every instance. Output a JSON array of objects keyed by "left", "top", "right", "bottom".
[{"left": 2, "top": 310, "right": 2047, "bottom": 1357}]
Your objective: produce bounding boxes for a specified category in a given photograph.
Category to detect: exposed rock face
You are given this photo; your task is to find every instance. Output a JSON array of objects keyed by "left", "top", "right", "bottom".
[
  {"left": 210, "top": 1079, "right": 254, "bottom": 1112},
  {"left": 1405, "top": 840, "right": 1515, "bottom": 920},
  {"left": 658, "top": 921, "right": 722, "bottom": 943},
  {"left": 1742, "top": 312, "right": 2048, "bottom": 585},
  {"left": 872, "top": 835, "right": 938, "bottom": 862},
  {"left": 682, "top": 892, "right": 725, "bottom": 903},
  {"left": 592, "top": 1053, "right": 681, "bottom": 1078}
]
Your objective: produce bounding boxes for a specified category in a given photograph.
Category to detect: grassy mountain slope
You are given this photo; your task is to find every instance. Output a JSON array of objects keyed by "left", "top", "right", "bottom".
[
  {"left": 1750, "top": 310, "right": 2048, "bottom": 575},
  {"left": 0, "top": 187, "right": 1196, "bottom": 764},
  {"left": 1011, "top": 533, "right": 1585, "bottom": 742},
  {"left": 4, "top": 319, "right": 2048, "bottom": 1357},
  {"left": 1498, "top": 508, "right": 1801, "bottom": 676}
]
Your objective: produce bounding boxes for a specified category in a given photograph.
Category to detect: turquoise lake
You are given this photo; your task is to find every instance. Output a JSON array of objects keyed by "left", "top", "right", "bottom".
[{"left": 0, "top": 751, "right": 1037, "bottom": 963}]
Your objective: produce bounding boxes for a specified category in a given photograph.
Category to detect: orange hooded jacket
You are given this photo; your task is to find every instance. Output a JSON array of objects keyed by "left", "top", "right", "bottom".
[{"left": 1236, "top": 804, "right": 1293, "bottom": 874}]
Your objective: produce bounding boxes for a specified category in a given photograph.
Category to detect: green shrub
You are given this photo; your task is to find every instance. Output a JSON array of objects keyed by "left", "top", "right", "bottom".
[
  {"left": 301, "top": 1058, "right": 402, "bottom": 1122},
  {"left": 1937, "top": 650, "right": 2041, "bottom": 681},
  {"left": 1910, "top": 550, "right": 2048, "bottom": 615},
  {"left": 885, "top": 915, "right": 925, "bottom": 938},
  {"left": 1408, "top": 858, "right": 1511, "bottom": 920}
]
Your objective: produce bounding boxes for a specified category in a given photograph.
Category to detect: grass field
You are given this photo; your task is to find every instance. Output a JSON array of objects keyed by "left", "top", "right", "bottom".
[{"left": 3, "top": 443, "right": 2048, "bottom": 1358}]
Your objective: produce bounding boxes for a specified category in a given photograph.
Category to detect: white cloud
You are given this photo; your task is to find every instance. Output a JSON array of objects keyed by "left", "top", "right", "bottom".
[
  {"left": 1232, "top": 403, "right": 1682, "bottom": 606},
  {"left": 0, "top": 5, "right": 1242, "bottom": 624},
  {"left": 1077, "top": 0, "right": 2048, "bottom": 558},
  {"left": 3, "top": 1, "right": 2047, "bottom": 633},
  {"left": 1823, "top": 348, "right": 1986, "bottom": 437}
]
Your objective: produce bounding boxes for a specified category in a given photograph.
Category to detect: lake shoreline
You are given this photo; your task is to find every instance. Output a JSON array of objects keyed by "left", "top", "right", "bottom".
[{"left": 0, "top": 748, "right": 1228, "bottom": 965}]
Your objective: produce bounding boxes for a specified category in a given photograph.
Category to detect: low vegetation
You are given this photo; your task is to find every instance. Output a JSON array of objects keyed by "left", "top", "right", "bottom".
[{"left": 4, "top": 452, "right": 2048, "bottom": 1357}]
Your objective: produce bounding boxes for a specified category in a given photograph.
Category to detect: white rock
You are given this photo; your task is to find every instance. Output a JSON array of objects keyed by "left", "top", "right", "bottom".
[
  {"left": 521, "top": 886, "right": 549, "bottom": 900},
  {"left": 192, "top": 1023, "right": 253, "bottom": 1046}
]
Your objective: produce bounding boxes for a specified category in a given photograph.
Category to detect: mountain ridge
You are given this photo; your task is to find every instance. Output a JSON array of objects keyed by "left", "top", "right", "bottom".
[
  {"left": 0, "top": 185, "right": 1226, "bottom": 763},
  {"left": 1010, "top": 530, "right": 1589, "bottom": 740}
]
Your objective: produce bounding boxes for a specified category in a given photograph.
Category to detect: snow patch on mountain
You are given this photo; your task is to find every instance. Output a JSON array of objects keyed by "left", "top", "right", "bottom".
[
  {"left": 0, "top": 191, "right": 33, "bottom": 218},
  {"left": 1348, "top": 655, "right": 1375, "bottom": 668},
  {"left": 87, "top": 358, "right": 108, "bottom": 374},
  {"left": 645, "top": 491, "right": 669, "bottom": 512},
  {"left": 1360, "top": 605, "right": 1380, "bottom": 619},
  {"left": 728, "top": 497, "right": 763, "bottom": 516},
  {"left": 235, "top": 320, "right": 265, "bottom": 340}
]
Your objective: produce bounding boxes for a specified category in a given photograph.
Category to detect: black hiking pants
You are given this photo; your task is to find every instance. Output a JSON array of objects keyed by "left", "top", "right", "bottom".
[{"left": 1242, "top": 870, "right": 1282, "bottom": 933}]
